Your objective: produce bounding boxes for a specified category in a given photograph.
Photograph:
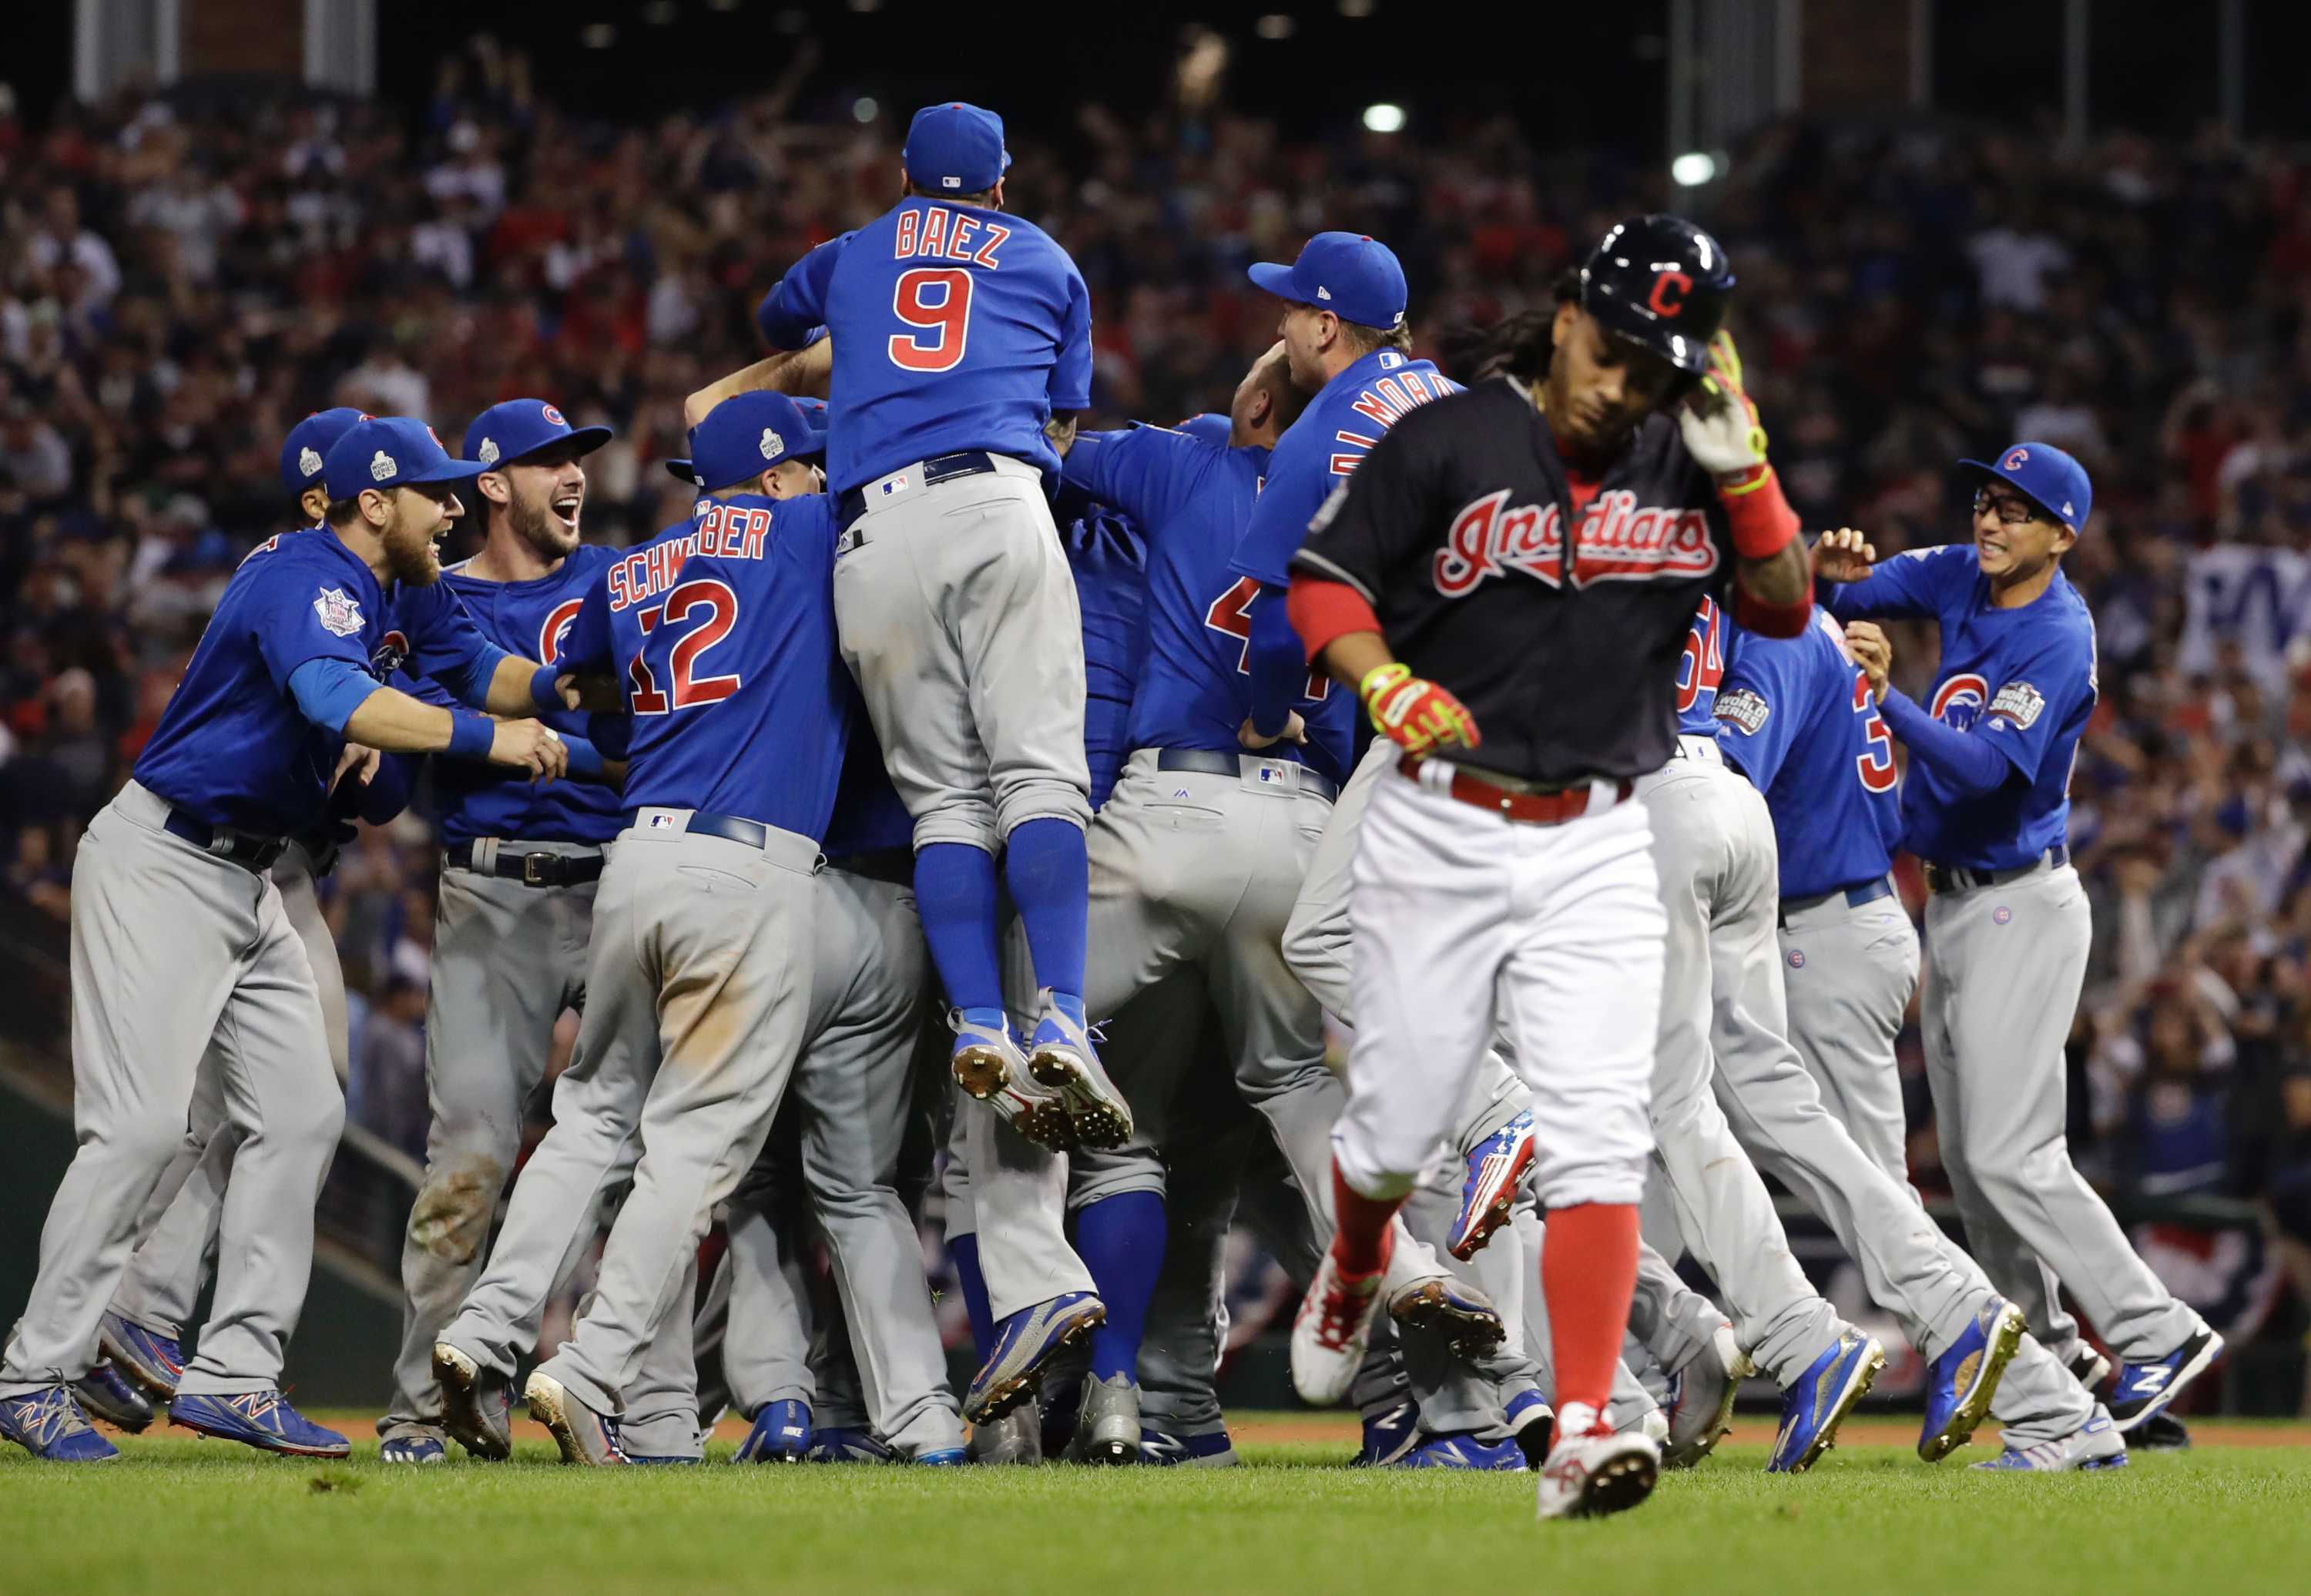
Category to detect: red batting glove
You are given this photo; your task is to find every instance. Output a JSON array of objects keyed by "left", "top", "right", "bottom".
[{"left": 1360, "top": 662, "right": 1481, "bottom": 755}]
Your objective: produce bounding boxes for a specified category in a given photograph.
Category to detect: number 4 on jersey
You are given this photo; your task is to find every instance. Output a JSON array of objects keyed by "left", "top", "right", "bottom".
[{"left": 1203, "top": 576, "right": 1329, "bottom": 699}]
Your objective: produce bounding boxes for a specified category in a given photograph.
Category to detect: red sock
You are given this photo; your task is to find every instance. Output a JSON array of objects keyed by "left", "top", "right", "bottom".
[
  {"left": 1541, "top": 1202, "right": 1640, "bottom": 1426},
  {"left": 1329, "top": 1162, "right": 1404, "bottom": 1278}
]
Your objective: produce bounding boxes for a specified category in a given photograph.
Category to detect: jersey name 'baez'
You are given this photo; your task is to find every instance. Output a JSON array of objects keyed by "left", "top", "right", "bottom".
[{"left": 1291, "top": 377, "right": 1747, "bottom": 786}]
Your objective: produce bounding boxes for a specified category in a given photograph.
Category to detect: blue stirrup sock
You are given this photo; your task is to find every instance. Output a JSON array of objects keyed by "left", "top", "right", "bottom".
[
  {"left": 1077, "top": 1191, "right": 1166, "bottom": 1385},
  {"left": 1003, "top": 817, "right": 1088, "bottom": 1003},
  {"left": 914, "top": 842, "right": 1004, "bottom": 1013}
]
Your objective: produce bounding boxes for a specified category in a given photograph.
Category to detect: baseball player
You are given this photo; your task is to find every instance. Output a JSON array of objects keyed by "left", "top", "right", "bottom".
[
  {"left": 751, "top": 100, "right": 1131, "bottom": 1152},
  {"left": 89, "top": 409, "right": 409, "bottom": 1428},
  {"left": 1826, "top": 441, "right": 2222, "bottom": 1446},
  {"left": 1707, "top": 598, "right": 2124, "bottom": 1468},
  {"left": 432, "top": 393, "right": 851, "bottom": 1466},
  {"left": 1280, "top": 213, "right": 1820, "bottom": 1518},
  {"left": 374, "top": 397, "right": 627, "bottom": 1464},
  {"left": 0, "top": 417, "right": 572, "bottom": 1461}
]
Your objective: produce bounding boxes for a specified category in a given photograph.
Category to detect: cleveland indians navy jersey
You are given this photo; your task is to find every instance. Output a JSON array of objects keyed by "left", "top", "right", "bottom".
[
  {"left": 1827, "top": 545, "right": 2095, "bottom": 872},
  {"left": 564, "top": 493, "right": 850, "bottom": 837},
  {"left": 418, "top": 546, "right": 626, "bottom": 847},
  {"left": 755, "top": 199, "right": 1092, "bottom": 493},
  {"left": 1065, "top": 424, "right": 1350, "bottom": 784},
  {"left": 1293, "top": 378, "right": 1746, "bottom": 786},
  {"left": 1230, "top": 347, "right": 1458, "bottom": 595},
  {"left": 135, "top": 529, "right": 500, "bottom": 836},
  {"left": 1712, "top": 609, "right": 1904, "bottom": 899}
]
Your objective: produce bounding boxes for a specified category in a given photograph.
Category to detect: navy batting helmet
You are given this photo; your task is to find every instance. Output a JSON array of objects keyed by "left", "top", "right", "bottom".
[{"left": 1576, "top": 215, "right": 1734, "bottom": 376}]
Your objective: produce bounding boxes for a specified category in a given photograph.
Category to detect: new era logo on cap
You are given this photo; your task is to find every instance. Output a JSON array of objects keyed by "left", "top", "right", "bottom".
[{"left": 1316, "top": 286, "right": 1333, "bottom": 300}]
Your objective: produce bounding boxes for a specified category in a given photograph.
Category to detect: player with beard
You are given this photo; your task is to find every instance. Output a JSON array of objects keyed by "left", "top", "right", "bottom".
[{"left": 377, "top": 399, "right": 635, "bottom": 1464}]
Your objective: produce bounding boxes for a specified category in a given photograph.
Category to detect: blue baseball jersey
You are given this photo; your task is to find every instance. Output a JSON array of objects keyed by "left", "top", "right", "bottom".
[
  {"left": 756, "top": 200, "right": 1092, "bottom": 494},
  {"left": 416, "top": 546, "right": 627, "bottom": 847},
  {"left": 1711, "top": 608, "right": 1904, "bottom": 899},
  {"left": 135, "top": 530, "right": 500, "bottom": 836},
  {"left": 1673, "top": 595, "right": 1729, "bottom": 737},
  {"left": 565, "top": 494, "right": 850, "bottom": 837},
  {"left": 823, "top": 702, "right": 915, "bottom": 859},
  {"left": 1827, "top": 545, "right": 2097, "bottom": 871},
  {"left": 1065, "top": 424, "right": 1350, "bottom": 783},
  {"left": 1058, "top": 495, "right": 1150, "bottom": 809}
]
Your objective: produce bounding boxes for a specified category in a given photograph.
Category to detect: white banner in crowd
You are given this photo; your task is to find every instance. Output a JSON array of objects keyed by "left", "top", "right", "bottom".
[{"left": 2179, "top": 545, "right": 2311, "bottom": 690}]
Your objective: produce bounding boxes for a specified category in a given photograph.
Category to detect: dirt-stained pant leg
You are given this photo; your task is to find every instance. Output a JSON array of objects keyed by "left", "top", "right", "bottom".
[{"left": 384, "top": 847, "right": 596, "bottom": 1434}]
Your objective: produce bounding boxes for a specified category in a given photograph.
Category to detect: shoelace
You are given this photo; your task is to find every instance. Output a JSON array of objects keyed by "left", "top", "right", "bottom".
[{"left": 11, "top": 1390, "right": 94, "bottom": 1446}]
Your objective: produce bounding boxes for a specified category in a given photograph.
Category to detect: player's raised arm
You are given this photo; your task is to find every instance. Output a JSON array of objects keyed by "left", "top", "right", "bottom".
[{"left": 1677, "top": 330, "right": 1810, "bottom": 635}]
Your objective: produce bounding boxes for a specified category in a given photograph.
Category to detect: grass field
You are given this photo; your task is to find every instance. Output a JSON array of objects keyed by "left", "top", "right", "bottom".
[{"left": 8, "top": 1414, "right": 2310, "bottom": 1595}]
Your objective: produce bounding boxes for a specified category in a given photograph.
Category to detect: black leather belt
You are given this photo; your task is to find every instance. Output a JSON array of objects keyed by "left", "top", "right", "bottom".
[
  {"left": 1154, "top": 747, "right": 1339, "bottom": 803},
  {"left": 684, "top": 811, "right": 770, "bottom": 849},
  {"left": 163, "top": 810, "right": 289, "bottom": 872},
  {"left": 1778, "top": 877, "right": 1895, "bottom": 929},
  {"left": 837, "top": 451, "right": 998, "bottom": 531},
  {"left": 1924, "top": 845, "right": 2070, "bottom": 896},
  {"left": 444, "top": 843, "right": 605, "bottom": 887}
]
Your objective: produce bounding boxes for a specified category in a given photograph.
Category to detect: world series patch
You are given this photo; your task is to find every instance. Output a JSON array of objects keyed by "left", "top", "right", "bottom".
[
  {"left": 1987, "top": 680, "right": 2045, "bottom": 729},
  {"left": 1715, "top": 687, "right": 1770, "bottom": 735}
]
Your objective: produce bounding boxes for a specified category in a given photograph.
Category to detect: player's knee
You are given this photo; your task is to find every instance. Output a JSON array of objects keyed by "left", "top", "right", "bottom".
[
  {"left": 994, "top": 775, "right": 1089, "bottom": 839},
  {"left": 1065, "top": 1155, "right": 1166, "bottom": 1214},
  {"left": 407, "top": 1151, "right": 511, "bottom": 1266},
  {"left": 105, "top": 1108, "right": 194, "bottom": 1172},
  {"left": 910, "top": 800, "right": 1001, "bottom": 855}
]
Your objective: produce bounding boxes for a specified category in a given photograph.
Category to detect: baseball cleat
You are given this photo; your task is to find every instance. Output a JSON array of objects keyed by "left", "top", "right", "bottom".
[
  {"left": 964, "top": 1291, "right": 1106, "bottom": 1426},
  {"left": 1448, "top": 1111, "right": 1535, "bottom": 1260},
  {"left": 1355, "top": 1400, "right": 1420, "bottom": 1467},
  {"left": 1506, "top": 1389, "right": 1556, "bottom": 1468},
  {"left": 1662, "top": 1324, "right": 1749, "bottom": 1468},
  {"left": 1397, "top": 1430, "right": 1527, "bottom": 1470},
  {"left": 1972, "top": 1412, "right": 2128, "bottom": 1471},
  {"left": 1766, "top": 1330, "right": 1884, "bottom": 1474},
  {"left": 2068, "top": 1345, "right": 2113, "bottom": 1395},
  {"left": 1919, "top": 1296, "right": 2025, "bottom": 1462},
  {"left": 1069, "top": 1373, "right": 1140, "bottom": 1465},
  {"left": 169, "top": 1390, "right": 351, "bottom": 1457},
  {"left": 98, "top": 1311, "right": 184, "bottom": 1399},
  {"left": 914, "top": 1447, "right": 968, "bottom": 1465},
  {"left": 1025, "top": 990, "right": 1133, "bottom": 1148},
  {"left": 735, "top": 1399, "right": 812, "bottom": 1464},
  {"left": 952, "top": 1009, "right": 1075, "bottom": 1150},
  {"left": 2132, "top": 1411, "right": 2192, "bottom": 1450},
  {"left": 967, "top": 1404, "right": 1041, "bottom": 1466},
  {"left": 807, "top": 1427, "right": 898, "bottom": 1464},
  {"left": 2107, "top": 1323, "right": 2223, "bottom": 1432},
  {"left": 1291, "top": 1250, "right": 1388, "bottom": 1407},
  {"left": 524, "top": 1370, "right": 628, "bottom": 1467},
  {"left": 0, "top": 1386, "right": 119, "bottom": 1462},
  {"left": 626, "top": 1453, "right": 700, "bottom": 1465},
  {"left": 432, "top": 1340, "right": 515, "bottom": 1461},
  {"left": 1140, "top": 1426, "right": 1237, "bottom": 1467},
  {"left": 1535, "top": 1406, "right": 1660, "bottom": 1521},
  {"left": 72, "top": 1363, "right": 154, "bottom": 1433},
  {"left": 1387, "top": 1272, "right": 1506, "bottom": 1360},
  {"left": 380, "top": 1432, "right": 448, "bottom": 1464}
]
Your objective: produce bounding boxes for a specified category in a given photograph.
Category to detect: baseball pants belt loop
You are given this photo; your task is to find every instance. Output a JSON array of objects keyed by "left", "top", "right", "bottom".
[
  {"left": 1151, "top": 746, "right": 1340, "bottom": 803},
  {"left": 159, "top": 807, "right": 290, "bottom": 873},
  {"left": 1776, "top": 874, "right": 1897, "bottom": 930},
  {"left": 443, "top": 840, "right": 605, "bottom": 887},
  {"left": 1397, "top": 754, "right": 1632, "bottom": 825},
  {"left": 1923, "top": 843, "right": 2070, "bottom": 896},
  {"left": 837, "top": 450, "right": 999, "bottom": 531},
  {"left": 632, "top": 807, "right": 826, "bottom": 874},
  {"left": 1673, "top": 733, "right": 1723, "bottom": 763}
]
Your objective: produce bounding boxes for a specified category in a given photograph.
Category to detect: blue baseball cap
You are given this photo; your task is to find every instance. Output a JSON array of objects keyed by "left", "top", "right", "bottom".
[
  {"left": 462, "top": 398, "right": 612, "bottom": 471},
  {"left": 1178, "top": 413, "right": 1233, "bottom": 448},
  {"left": 280, "top": 408, "right": 368, "bottom": 498},
  {"left": 320, "top": 416, "right": 488, "bottom": 501},
  {"left": 903, "top": 102, "right": 1011, "bottom": 195},
  {"left": 669, "top": 392, "right": 827, "bottom": 495},
  {"left": 1957, "top": 441, "right": 2092, "bottom": 535},
  {"left": 1247, "top": 232, "right": 1408, "bottom": 332}
]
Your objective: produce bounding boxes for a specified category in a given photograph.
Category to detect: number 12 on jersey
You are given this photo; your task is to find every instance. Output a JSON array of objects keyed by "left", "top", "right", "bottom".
[{"left": 628, "top": 579, "right": 743, "bottom": 715}]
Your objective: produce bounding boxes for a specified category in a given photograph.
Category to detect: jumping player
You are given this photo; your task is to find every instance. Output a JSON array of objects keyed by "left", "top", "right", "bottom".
[
  {"left": 1827, "top": 442, "right": 2222, "bottom": 1446},
  {"left": 1280, "top": 216, "right": 1817, "bottom": 1518},
  {"left": 751, "top": 100, "right": 1130, "bottom": 1152}
]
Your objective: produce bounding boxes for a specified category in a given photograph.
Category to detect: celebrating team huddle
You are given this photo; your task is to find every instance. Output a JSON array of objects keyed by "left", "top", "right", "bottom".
[{"left": 0, "top": 99, "right": 2225, "bottom": 1521}]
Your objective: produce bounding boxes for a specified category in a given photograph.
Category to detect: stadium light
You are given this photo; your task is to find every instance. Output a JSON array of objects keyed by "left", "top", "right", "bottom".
[
  {"left": 579, "top": 22, "right": 615, "bottom": 49},
  {"left": 1672, "top": 151, "right": 1718, "bottom": 187},
  {"left": 1363, "top": 103, "right": 1407, "bottom": 134},
  {"left": 1256, "top": 14, "right": 1295, "bottom": 39},
  {"left": 853, "top": 98, "right": 879, "bottom": 123}
]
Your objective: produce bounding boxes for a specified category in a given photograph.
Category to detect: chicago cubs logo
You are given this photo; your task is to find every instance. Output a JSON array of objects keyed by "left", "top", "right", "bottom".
[
  {"left": 1929, "top": 672, "right": 1990, "bottom": 731},
  {"left": 1993, "top": 907, "right": 2013, "bottom": 925},
  {"left": 1648, "top": 270, "right": 1692, "bottom": 317},
  {"left": 542, "top": 404, "right": 567, "bottom": 427},
  {"left": 370, "top": 627, "right": 411, "bottom": 677},
  {"left": 538, "top": 598, "right": 585, "bottom": 666},
  {"left": 1788, "top": 949, "right": 1806, "bottom": 969},
  {"left": 2003, "top": 447, "right": 2028, "bottom": 471}
]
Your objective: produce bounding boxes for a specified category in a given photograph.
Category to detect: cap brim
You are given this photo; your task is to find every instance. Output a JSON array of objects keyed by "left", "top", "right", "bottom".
[
  {"left": 1587, "top": 296, "right": 1711, "bottom": 375},
  {"left": 1246, "top": 261, "right": 1300, "bottom": 299},
  {"left": 501, "top": 425, "right": 615, "bottom": 467},
  {"left": 404, "top": 459, "right": 490, "bottom": 486},
  {"left": 664, "top": 458, "right": 699, "bottom": 484}
]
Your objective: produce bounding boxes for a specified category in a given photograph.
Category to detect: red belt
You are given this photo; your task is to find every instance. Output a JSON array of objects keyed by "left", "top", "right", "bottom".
[{"left": 1398, "top": 756, "right": 1631, "bottom": 826}]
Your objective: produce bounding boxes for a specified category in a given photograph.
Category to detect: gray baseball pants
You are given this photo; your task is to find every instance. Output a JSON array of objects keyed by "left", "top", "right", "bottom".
[
  {"left": 441, "top": 812, "right": 820, "bottom": 1420},
  {"left": 1, "top": 783, "right": 340, "bottom": 1398}
]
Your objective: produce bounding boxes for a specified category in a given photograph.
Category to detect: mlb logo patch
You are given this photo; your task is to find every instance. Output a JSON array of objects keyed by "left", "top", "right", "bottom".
[
  {"left": 649, "top": 813, "right": 679, "bottom": 829},
  {"left": 313, "top": 586, "right": 365, "bottom": 637},
  {"left": 880, "top": 474, "right": 912, "bottom": 498}
]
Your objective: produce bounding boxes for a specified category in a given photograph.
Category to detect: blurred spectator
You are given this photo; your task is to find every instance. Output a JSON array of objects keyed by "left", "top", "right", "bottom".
[{"left": 349, "top": 975, "right": 431, "bottom": 1161}]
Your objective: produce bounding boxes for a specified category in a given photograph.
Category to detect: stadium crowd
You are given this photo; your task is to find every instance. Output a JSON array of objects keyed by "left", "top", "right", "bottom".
[{"left": 1, "top": 45, "right": 2308, "bottom": 1397}]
